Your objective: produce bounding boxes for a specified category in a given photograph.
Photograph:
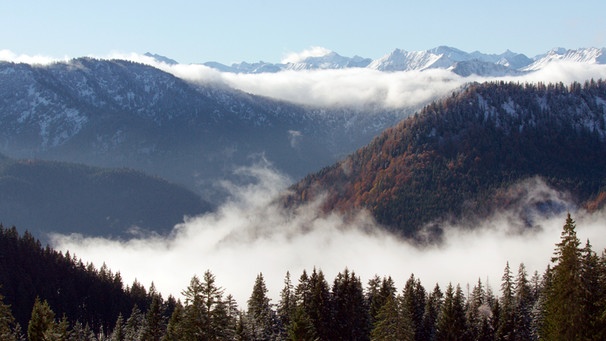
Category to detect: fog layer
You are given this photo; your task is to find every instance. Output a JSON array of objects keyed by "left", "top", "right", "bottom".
[{"left": 50, "top": 164, "right": 606, "bottom": 305}]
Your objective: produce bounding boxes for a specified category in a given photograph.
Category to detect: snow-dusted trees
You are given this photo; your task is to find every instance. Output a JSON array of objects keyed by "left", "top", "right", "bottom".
[
  {"left": 541, "top": 213, "right": 606, "bottom": 339},
  {"left": 246, "top": 273, "right": 276, "bottom": 340}
]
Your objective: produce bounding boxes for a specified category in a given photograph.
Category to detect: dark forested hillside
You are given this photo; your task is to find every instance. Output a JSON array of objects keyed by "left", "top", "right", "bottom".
[
  {"left": 287, "top": 80, "right": 606, "bottom": 238},
  {"left": 0, "top": 225, "right": 164, "bottom": 335},
  {"left": 0, "top": 155, "right": 210, "bottom": 238}
]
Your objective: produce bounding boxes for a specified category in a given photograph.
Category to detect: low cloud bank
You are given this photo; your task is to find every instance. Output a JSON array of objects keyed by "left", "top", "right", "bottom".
[
  {"left": 0, "top": 49, "right": 69, "bottom": 65},
  {"left": 3, "top": 50, "right": 606, "bottom": 110},
  {"left": 50, "top": 164, "right": 606, "bottom": 306},
  {"left": 146, "top": 55, "right": 606, "bottom": 110}
]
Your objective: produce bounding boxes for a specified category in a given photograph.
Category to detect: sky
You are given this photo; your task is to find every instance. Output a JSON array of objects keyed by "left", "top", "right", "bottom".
[{"left": 1, "top": 0, "right": 605, "bottom": 64}]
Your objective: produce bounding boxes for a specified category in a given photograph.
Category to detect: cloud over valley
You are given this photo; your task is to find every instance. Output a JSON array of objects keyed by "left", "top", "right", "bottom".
[{"left": 50, "top": 164, "right": 606, "bottom": 306}]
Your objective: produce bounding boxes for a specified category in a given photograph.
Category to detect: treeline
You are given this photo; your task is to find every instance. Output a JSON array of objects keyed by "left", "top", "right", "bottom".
[
  {"left": 0, "top": 225, "right": 164, "bottom": 337},
  {"left": 1, "top": 214, "right": 606, "bottom": 340}
]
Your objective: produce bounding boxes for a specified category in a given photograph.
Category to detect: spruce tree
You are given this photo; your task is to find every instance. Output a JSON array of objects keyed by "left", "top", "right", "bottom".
[
  {"left": 466, "top": 278, "right": 492, "bottom": 341},
  {"left": 181, "top": 270, "right": 227, "bottom": 340},
  {"left": 580, "top": 239, "right": 605, "bottom": 339},
  {"left": 307, "top": 268, "right": 332, "bottom": 340},
  {"left": 368, "top": 275, "right": 397, "bottom": 330},
  {"left": 162, "top": 302, "right": 184, "bottom": 341},
  {"left": 370, "top": 294, "right": 414, "bottom": 341},
  {"left": 0, "top": 291, "right": 18, "bottom": 341},
  {"left": 27, "top": 297, "right": 56, "bottom": 341},
  {"left": 277, "top": 271, "right": 295, "bottom": 338},
  {"left": 496, "top": 262, "right": 515, "bottom": 340},
  {"left": 111, "top": 313, "right": 125, "bottom": 341},
  {"left": 542, "top": 213, "right": 584, "bottom": 339},
  {"left": 401, "top": 274, "right": 426, "bottom": 341},
  {"left": 513, "top": 263, "right": 533, "bottom": 340},
  {"left": 436, "top": 283, "right": 467, "bottom": 340},
  {"left": 124, "top": 305, "right": 144, "bottom": 341},
  {"left": 421, "top": 283, "right": 442, "bottom": 341},
  {"left": 141, "top": 290, "right": 165, "bottom": 341},
  {"left": 331, "top": 268, "right": 369, "bottom": 340},
  {"left": 246, "top": 273, "right": 274, "bottom": 340}
]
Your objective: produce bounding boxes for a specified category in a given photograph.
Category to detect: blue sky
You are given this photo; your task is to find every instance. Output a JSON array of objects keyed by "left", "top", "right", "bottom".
[{"left": 1, "top": 0, "right": 605, "bottom": 64}]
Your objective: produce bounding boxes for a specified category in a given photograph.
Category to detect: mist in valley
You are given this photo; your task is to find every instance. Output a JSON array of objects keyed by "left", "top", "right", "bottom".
[{"left": 50, "top": 162, "right": 606, "bottom": 306}]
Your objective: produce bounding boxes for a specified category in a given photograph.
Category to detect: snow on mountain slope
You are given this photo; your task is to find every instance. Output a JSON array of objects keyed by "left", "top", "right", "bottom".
[
  {"left": 199, "top": 46, "right": 604, "bottom": 77},
  {"left": 523, "top": 47, "right": 606, "bottom": 71},
  {"left": 204, "top": 49, "right": 371, "bottom": 73},
  {"left": 368, "top": 48, "right": 443, "bottom": 71},
  {"left": 0, "top": 58, "right": 408, "bottom": 205},
  {"left": 368, "top": 46, "right": 533, "bottom": 75}
]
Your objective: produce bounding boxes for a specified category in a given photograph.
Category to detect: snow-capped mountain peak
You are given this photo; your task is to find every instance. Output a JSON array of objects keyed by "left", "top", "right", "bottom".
[
  {"left": 199, "top": 46, "right": 604, "bottom": 77},
  {"left": 523, "top": 47, "right": 606, "bottom": 71}
]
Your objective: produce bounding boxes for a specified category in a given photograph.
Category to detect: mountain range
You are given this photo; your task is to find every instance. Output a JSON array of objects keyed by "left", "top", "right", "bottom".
[
  {"left": 286, "top": 80, "right": 606, "bottom": 240},
  {"left": 201, "top": 46, "right": 606, "bottom": 77},
  {"left": 1, "top": 46, "right": 605, "bottom": 239},
  {"left": 0, "top": 57, "right": 407, "bottom": 224}
]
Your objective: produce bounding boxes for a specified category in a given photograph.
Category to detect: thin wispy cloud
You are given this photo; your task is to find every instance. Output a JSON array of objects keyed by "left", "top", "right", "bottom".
[{"left": 281, "top": 46, "right": 333, "bottom": 64}]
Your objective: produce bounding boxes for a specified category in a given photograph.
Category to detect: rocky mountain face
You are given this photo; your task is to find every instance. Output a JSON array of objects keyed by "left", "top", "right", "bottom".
[
  {"left": 286, "top": 80, "right": 606, "bottom": 240},
  {"left": 0, "top": 58, "right": 404, "bottom": 204}
]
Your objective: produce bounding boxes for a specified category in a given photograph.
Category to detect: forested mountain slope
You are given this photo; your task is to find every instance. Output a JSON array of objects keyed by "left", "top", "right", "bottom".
[
  {"left": 287, "top": 80, "right": 606, "bottom": 238},
  {"left": 0, "top": 225, "right": 162, "bottom": 334},
  {"left": 0, "top": 155, "right": 209, "bottom": 238}
]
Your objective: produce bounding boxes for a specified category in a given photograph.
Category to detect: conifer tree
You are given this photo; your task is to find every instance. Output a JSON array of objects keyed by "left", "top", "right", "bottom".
[
  {"left": 141, "top": 289, "right": 165, "bottom": 341},
  {"left": 331, "top": 268, "right": 369, "bottom": 340},
  {"left": 542, "top": 213, "right": 584, "bottom": 339},
  {"left": 290, "top": 269, "right": 317, "bottom": 340},
  {"left": 287, "top": 305, "right": 316, "bottom": 341},
  {"left": 124, "top": 304, "right": 144, "bottom": 341},
  {"left": 401, "top": 274, "right": 426, "bottom": 341},
  {"left": 366, "top": 275, "right": 383, "bottom": 327},
  {"left": 246, "top": 273, "right": 274, "bottom": 340},
  {"left": 370, "top": 294, "right": 414, "bottom": 341},
  {"left": 580, "top": 239, "right": 605, "bottom": 339},
  {"left": 496, "top": 262, "right": 515, "bottom": 340},
  {"left": 162, "top": 302, "right": 184, "bottom": 341},
  {"left": 27, "top": 297, "right": 56, "bottom": 341},
  {"left": 513, "top": 263, "right": 533, "bottom": 340},
  {"left": 224, "top": 294, "right": 240, "bottom": 340},
  {"left": 436, "top": 283, "right": 467, "bottom": 340},
  {"left": 0, "top": 291, "right": 18, "bottom": 341},
  {"left": 421, "top": 283, "right": 442, "bottom": 341},
  {"left": 307, "top": 268, "right": 332, "bottom": 340},
  {"left": 466, "top": 278, "right": 493, "bottom": 341},
  {"left": 368, "top": 276, "right": 397, "bottom": 329},
  {"left": 181, "top": 270, "right": 228, "bottom": 340},
  {"left": 277, "top": 271, "right": 295, "bottom": 337},
  {"left": 110, "top": 313, "right": 125, "bottom": 341},
  {"left": 55, "top": 315, "right": 71, "bottom": 341}
]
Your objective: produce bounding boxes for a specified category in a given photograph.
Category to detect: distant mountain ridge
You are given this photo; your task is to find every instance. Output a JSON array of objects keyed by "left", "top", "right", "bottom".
[
  {"left": 0, "top": 57, "right": 406, "bottom": 205},
  {"left": 286, "top": 80, "right": 606, "bottom": 239},
  {"left": 0, "top": 154, "right": 210, "bottom": 238},
  {"left": 202, "top": 46, "right": 606, "bottom": 77}
]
